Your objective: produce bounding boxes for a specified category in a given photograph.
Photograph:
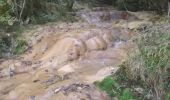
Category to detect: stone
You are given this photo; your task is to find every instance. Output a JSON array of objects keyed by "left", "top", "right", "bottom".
[
  {"left": 102, "top": 32, "right": 115, "bottom": 47},
  {"left": 57, "top": 64, "right": 75, "bottom": 74},
  {"left": 127, "top": 21, "right": 152, "bottom": 29},
  {"left": 85, "top": 36, "right": 107, "bottom": 51}
]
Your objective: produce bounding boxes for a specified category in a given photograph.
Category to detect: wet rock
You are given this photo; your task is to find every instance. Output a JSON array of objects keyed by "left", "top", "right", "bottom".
[
  {"left": 85, "top": 66, "right": 119, "bottom": 83},
  {"left": 41, "top": 37, "right": 86, "bottom": 63},
  {"left": 42, "top": 74, "right": 63, "bottom": 86},
  {"left": 57, "top": 64, "right": 75, "bottom": 74},
  {"left": 85, "top": 36, "right": 107, "bottom": 51},
  {"left": 7, "top": 83, "right": 44, "bottom": 100},
  {"left": 128, "top": 21, "right": 152, "bottom": 29},
  {"left": 67, "top": 39, "right": 86, "bottom": 61},
  {"left": 54, "top": 83, "right": 111, "bottom": 100},
  {"left": 0, "top": 82, "right": 15, "bottom": 95},
  {"left": 102, "top": 32, "right": 115, "bottom": 47}
]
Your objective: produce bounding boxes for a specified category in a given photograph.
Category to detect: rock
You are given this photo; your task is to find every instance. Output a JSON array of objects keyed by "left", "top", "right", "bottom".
[
  {"left": 127, "top": 21, "right": 152, "bottom": 29},
  {"left": 134, "top": 87, "right": 144, "bottom": 94},
  {"left": 1, "top": 64, "right": 15, "bottom": 77},
  {"left": 96, "top": 66, "right": 119, "bottom": 76},
  {"left": 32, "top": 68, "right": 55, "bottom": 82},
  {"left": 102, "top": 32, "right": 115, "bottom": 47},
  {"left": 67, "top": 39, "right": 86, "bottom": 61},
  {"left": 53, "top": 83, "right": 111, "bottom": 100},
  {"left": 57, "top": 64, "right": 75, "bottom": 74},
  {"left": 54, "top": 87, "right": 62, "bottom": 93},
  {"left": 119, "top": 28, "right": 135, "bottom": 40},
  {"left": 85, "top": 66, "right": 119, "bottom": 83},
  {"left": 78, "top": 31, "right": 98, "bottom": 41},
  {"left": 7, "top": 83, "right": 44, "bottom": 100},
  {"left": 41, "top": 37, "right": 86, "bottom": 63},
  {"left": 85, "top": 36, "right": 107, "bottom": 51}
]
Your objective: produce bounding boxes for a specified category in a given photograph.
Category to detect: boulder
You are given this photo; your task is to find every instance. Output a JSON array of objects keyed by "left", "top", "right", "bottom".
[
  {"left": 85, "top": 36, "right": 107, "bottom": 51},
  {"left": 102, "top": 32, "right": 115, "bottom": 47}
]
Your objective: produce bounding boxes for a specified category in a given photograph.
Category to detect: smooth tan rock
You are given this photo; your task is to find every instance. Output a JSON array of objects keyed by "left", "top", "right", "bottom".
[
  {"left": 57, "top": 64, "right": 75, "bottom": 74},
  {"left": 85, "top": 36, "right": 107, "bottom": 51},
  {"left": 102, "top": 32, "right": 115, "bottom": 46},
  {"left": 7, "top": 83, "right": 44, "bottom": 100},
  {"left": 128, "top": 21, "right": 152, "bottom": 29},
  {"left": 41, "top": 37, "right": 86, "bottom": 63},
  {"left": 85, "top": 66, "right": 119, "bottom": 83},
  {"left": 67, "top": 39, "right": 87, "bottom": 61}
]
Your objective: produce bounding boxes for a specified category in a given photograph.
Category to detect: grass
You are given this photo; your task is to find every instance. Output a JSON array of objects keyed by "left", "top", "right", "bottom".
[
  {"left": 96, "top": 24, "right": 170, "bottom": 100},
  {"left": 135, "top": 24, "right": 170, "bottom": 100}
]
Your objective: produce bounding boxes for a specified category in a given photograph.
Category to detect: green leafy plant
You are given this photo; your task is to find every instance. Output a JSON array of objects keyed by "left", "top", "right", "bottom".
[
  {"left": 96, "top": 76, "right": 135, "bottom": 99},
  {"left": 120, "top": 88, "right": 134, "bottom": 100},
  {"left": 98, "top": 76, "right": 116, "bottom": 97},
  {"left": 13, "top": 38, "right": 27, "bottom": 55}
]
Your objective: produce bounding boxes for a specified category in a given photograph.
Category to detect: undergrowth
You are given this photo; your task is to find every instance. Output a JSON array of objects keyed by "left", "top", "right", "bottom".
[
  {"left": 96, "top": 24, "right": 170, "bottom": 100},
  {"left": 0, "top": 26, "right": 28, "bottom": 58},
  {"left": 95, "top": 76, "right": 135, "bottom": 100}
]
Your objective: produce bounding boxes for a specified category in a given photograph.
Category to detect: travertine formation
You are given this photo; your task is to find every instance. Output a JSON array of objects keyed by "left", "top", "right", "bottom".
[{"left": 0, "top": 10, "right": 151, "bottom": 100}]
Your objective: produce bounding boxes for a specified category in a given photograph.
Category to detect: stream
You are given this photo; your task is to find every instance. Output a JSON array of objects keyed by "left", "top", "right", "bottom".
[{"left": 0, "top": 8, "right": 153, "bottom": 100}]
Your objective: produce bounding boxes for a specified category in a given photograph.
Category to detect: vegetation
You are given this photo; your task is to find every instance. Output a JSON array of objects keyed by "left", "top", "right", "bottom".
[
  {"left": 96, "top": 24, "right": 170, "bottom": 100},
  {"left": 95, "top": 76, "right": 135, "bottom": 100},
  {"left": 81, "top": 0, "right": 168, "bottom": 13},
  {"left": 0, "top": 0, "right": 75, "bottom": 58},
  {"left": 0, "top": 0, "right": 75, "bottom": 26},
  {"left": 115, "top": 0, "right": 167, "bottom": 12},
  {"left": 0, "top": 28, "right": 27, "bottom": 58}
]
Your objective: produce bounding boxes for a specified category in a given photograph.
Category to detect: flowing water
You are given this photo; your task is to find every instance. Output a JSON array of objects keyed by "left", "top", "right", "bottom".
[{"left": 0, "top": 8, "right": 152, "bottom": 100}]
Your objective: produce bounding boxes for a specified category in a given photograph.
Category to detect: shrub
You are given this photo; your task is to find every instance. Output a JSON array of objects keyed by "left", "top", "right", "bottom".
[
  {"left": 0, "top": 28, "right": 28, "bottom": 58},
  {"left": 120, "top": 88, "right": 134, "bottom": 100},
  {"left": 117, "top": 24, "right": 170, "bottom": 100},
  {"left": 96, "top": 76, "right": 135, "bottom": 99},
  {"left": 0, "top": 0, "right": 75, "bottom": 26}
]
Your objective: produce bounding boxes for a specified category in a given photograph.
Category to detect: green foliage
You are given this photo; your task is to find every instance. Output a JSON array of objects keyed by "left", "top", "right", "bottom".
[
  {"left": 0, "top": 27, "right": 27, "bottom": 58},
  {"left": 13, "top": 38, "right": 27, "bottom": 55},
  {"left": 0, "top": 0, "right": 13, "bottom": 26},
  {"left": 96, "top": 76, "right": 135, "bottom": 99},
  {"left": 120, "top": 88, "right": 134, "bottom": 100},
  {"left": 0, "top": 0, "right": 76, "bottom": 58},
  {"left": 165, "top": 92, "right": 170, "bottom": 100},
  {"left": 0, "top": 34, "right": 12, "bottom": 57},
  {"left": 98, "top": 76, "right": 116, "bottom": 97},
  {"left": 0, "top": 0, "right": 75, "bottom": 26},
  {"left": 116, "top": 24, "right": 170, "bottom": 99}
]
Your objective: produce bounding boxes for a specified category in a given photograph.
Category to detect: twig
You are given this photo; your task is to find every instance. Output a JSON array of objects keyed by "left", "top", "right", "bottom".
[{"left": 168, "top": 2, "right": 170, "bottom": 17}]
